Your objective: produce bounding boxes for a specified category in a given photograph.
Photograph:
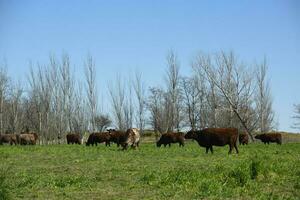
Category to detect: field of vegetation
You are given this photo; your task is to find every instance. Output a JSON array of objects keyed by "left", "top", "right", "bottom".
[{"left": 0, "top": 140, "right": 300, "bottom": 200}]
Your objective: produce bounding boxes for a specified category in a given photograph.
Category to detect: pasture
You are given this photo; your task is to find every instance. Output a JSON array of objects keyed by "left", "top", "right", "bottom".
[{"left": 0, "top": 140, "right": 299, "bottom": 199}]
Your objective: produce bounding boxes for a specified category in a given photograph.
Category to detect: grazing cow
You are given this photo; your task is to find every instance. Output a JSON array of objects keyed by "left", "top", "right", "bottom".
[
  {"left": 108, "top": 128, "right": 140, "bottom": 150},
  {"left": 66, "top": 133, "right": 81, "bottom": 144},
  {"left": 86, "top": 132, "right": 111, "bottom": 146},
  {"left": 19, "top": 132, "right": 38, "bottom": 145},
  {"left": 0, "top": 134, "right": 19, "bottom": 145},
  {"left": 19, "top": 133, "right": 38, "bottom": 145},
  {"left": 156, "top": 132, "right": 185, "bottom": 147},
  {"left": 239, "top": 133, "right": 249, "bottom": 145},
  {"left": 107, "top": 129, "right": 127, "bottom": 147},
  {"left": 185, "top": 128, "right": 239, "bottom": 154},
  {"left": 123, "top": 128, "right": 140, "bottom": 150},
  {"left": 255, "top": 133, "right": 282, "bottom": 145}
]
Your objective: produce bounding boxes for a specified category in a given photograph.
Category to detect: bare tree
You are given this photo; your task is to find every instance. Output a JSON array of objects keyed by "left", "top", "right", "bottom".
[
  {"left": 49, "top": 55, "right": 63, "bottom": 141},
  {"left": 72, "top": 83, "right": 88, "bottom": 135},
  {"left": 255, "top": 59, "right": 275, "bottom": 133},
  {"left": 181, "top": 76, "right": 201, "bottom": 130},
  {"left": 95, "top": 114, "right": 112, "bottom": 132},
  {"left": 85, "top": 54, "right": 98, "bottom": 132},
  {"left": 108, "top": 75, "right": 126, "bottom": 130},
  {"left": 60, "top": 54, "right": 74, "bottom": 132},
  {"left": 195, "top": 51, "right": 256, "bottom": 140},
  {"left": 0, "top": 64, "right": 9, "bottom": 134},
  {"left": 7, "top": 82, "right": 23, "bottom": 133},
  {"left": 123, "top": 83, "right": 134, "bottom": 129},
  {"left": 148, "top": 87, "right": 171, "bottom": 134},
  {"left": 292, "top": 104, "right": 300, "bottom": 130},
  {"left": 133, "top": 71, "right": 146, "bottom": 134},
  {"left": 34, "top": 64, "right": 54, "bottom": 143},
  {"left": 165, "top": 50, "right": 182, "bottom": 131}
]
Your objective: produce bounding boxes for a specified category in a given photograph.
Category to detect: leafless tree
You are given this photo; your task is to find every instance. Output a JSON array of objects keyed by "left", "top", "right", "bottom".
[
  {"left": 7, "top": 82, "right": 23, "bottom": 133},
  {"left": 133, "top": 71, "right": 146, "bottom": 134},
  {"left": 148, "top": 87, "right": 171, "bottom": 134},
  {"left": 165, "top": 50, "right": 182, "bottom": 131},
  {"left": 0, "top": 64, "right": 9, "bottom": 134},
  {"left": 292, "top": 104, "right": 300, "bottom": 130},
  {"left": 95, "top": 114, "right": 112, "bottom": 132},
  {"left": 72, "top": 83, "right": 88, "bottom": 135},
  {"left": 85, "top": 54, "right": 98, "bottom": 132},
  {"left": 194, "top": 51, "right": 256, "bottom": 140},
  {"left": 60, "top": 54, "right": 74, "bottom": 133},
  {"left": 255, "top": 59, "right": 275, "bottom": 133},
  {"left": 181, "top": 76, "right": 201, "bottom": 130},
  {"left": 108, "top": 75, "right": 126, "bottom": 130},
  {"left": 31, "top": 64, "right": 54, "bottom": 143}
]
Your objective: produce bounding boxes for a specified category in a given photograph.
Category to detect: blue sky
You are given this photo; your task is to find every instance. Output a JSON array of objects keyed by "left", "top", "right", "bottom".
[{"left": 0, "top": 0, "right": 299, "bottom": 132}]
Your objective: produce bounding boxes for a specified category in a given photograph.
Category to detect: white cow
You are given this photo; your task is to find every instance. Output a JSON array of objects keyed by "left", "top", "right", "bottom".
[{"left": 124, "top": 128, "right": 140, "bottom": 149}]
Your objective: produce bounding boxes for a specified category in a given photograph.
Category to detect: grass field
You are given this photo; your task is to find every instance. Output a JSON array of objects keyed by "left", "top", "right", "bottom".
[{"left": 0, "top": 140, "right": 300, "bottom": 200}]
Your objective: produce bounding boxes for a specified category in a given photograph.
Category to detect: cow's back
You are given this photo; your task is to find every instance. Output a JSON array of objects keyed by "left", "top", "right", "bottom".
[
  {"left": 67, "top": 133, "right": 81, "bottom": 144},
  {"left": 0, "top": 134, "right": 18, "bottom": 144},
  {"left": 201, "top": 128, "right": 238, "bottom": 146},
  {"left": 20, "top": 133, "right": 36, "bottom": 145},
  {"left": 266, "top": 133, "right": 282, "bottom": 144}
]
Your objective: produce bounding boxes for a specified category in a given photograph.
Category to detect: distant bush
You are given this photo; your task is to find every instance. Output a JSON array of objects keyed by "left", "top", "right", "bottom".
[{"left": 141, "top": 130, "right": 156, "bottom": 137}]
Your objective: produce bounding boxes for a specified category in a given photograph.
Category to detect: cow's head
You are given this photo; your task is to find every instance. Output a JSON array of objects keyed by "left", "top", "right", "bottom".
[
  {"left": 254, "top": 134, "right": 262, "bottom": 140},
  {"left": 185, "top": 130, "right": 197, "bottom": 139},
  {"left": 33, "top": 133, "right": 39, "bottom": 141}
]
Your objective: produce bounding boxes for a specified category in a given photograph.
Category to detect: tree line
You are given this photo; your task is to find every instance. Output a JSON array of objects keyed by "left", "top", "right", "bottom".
[{"left": 0, "top": 50, "right": 289, "bottom": 144}]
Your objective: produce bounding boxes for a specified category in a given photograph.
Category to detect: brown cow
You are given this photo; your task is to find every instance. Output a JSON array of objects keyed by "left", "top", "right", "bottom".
[
  {"left": 156, "top": 132, "right": 185, "bottom": 147},
  {"left": 0, "top": 134, "right": 19, "bottom": 145},
  {"left": 66, "top": 133, "right": 81, "bottom": 144},
  {"left": 108, "top": 128, "right": 140, "bottom": 150},
  {"left": 107, "top": 129, "right": 127, "bottom": 147},
  {"left": 255, "top": 133, "right": 282, "bottom": 145},
  {"left": 86, "top": 132, "right": 111, "bottom": 146},
  {"left": 185, "top": 128, "right": 239, "bottom": 154},
  {"left": 19, "top": 132, "right": 38, "bottom": 145},
  {"left": 239, "top": 133, "right": 249, "bottom": 145}
]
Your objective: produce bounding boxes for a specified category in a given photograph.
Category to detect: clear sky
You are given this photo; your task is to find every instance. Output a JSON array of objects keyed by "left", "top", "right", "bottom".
[{"left": 0, "top": 0, "right": 299, "bottom": 132}]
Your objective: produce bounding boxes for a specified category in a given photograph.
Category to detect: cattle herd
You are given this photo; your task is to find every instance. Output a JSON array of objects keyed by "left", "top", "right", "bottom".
[
  {"left": 0, "top": 129, "right": 38, "bottom": 146},
  {"left": 0, "top": 127, "right": 283, "bottom": 154}
]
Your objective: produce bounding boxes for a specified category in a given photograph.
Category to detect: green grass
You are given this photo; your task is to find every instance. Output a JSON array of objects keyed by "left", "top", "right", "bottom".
[{"left": 0, "top": 141, "right": 299, "bottom": 200}]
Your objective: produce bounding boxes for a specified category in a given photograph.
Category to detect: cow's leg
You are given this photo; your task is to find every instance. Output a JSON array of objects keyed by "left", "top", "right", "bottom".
[
  {"left": 277, "top": 139, "right": 281, "bottom": 145},
  {"left": 234, "top": 143, "right": 239, "bottom": 154},
  {"left": 228, "top": 144, "right": 233, "bottom": 154},
  {"left": 164, "top": 144, "right": 167, "bottom": 147},
  {"left": 123, "top": 143, "right": 128, "bottom": 150},
  {"left": 210, "top": 146, "right": 213, "bottom": 154},
  {"left": 206, "top": 147, "right": 209, "bottom": 154},
  {"left": 168, "top": 143, "right": 171, "bottom": 147}
]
